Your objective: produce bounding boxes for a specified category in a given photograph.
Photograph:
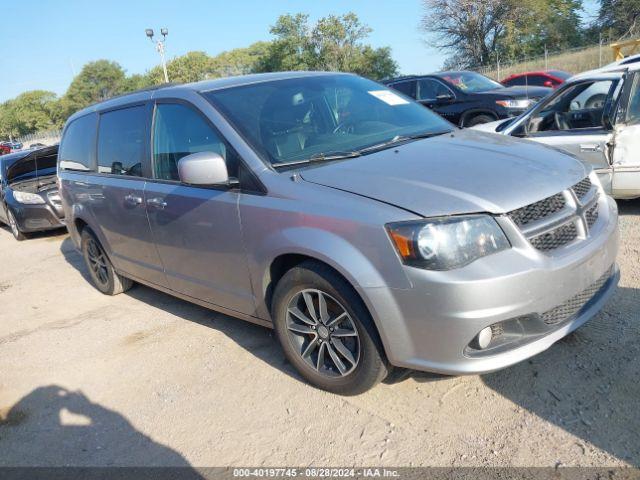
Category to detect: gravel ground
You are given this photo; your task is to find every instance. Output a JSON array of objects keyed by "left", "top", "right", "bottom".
[{"left": 0, "top": 200, "right": 638, "bottom": 469}]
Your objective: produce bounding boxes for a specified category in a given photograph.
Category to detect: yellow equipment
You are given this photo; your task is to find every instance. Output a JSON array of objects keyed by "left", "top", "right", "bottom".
[{"left": 611, "top": 38, "right": 640, "bottom": 61}]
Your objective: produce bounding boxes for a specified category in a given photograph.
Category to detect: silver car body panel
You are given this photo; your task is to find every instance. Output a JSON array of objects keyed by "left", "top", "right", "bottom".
[{"left": 59, "top": 72, "right": 620, "bottom": 375}]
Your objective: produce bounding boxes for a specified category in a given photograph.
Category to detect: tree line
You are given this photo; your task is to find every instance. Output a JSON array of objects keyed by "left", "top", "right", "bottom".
[
  {"left": 422, "top": 0, "right": 640, "bottom": 68},
  {"left": 0, "top": 12, "right": 398, "bottom": 139}
]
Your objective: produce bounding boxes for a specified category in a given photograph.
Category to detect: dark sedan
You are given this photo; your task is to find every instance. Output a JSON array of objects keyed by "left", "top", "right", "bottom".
[
  {"left": 0, "top": 145, "right": 65, "bottom": 240},
  {"left": 384, "top": 71, "right": 551, "bottom": 127}
]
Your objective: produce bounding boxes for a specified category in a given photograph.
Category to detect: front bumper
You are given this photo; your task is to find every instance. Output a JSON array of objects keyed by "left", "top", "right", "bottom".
[
  {"left": 11, "top": 202, "right": 65, "bottom": 232},
  {"left": 361, "top": 195, "right": 619, "bottom": 375}
]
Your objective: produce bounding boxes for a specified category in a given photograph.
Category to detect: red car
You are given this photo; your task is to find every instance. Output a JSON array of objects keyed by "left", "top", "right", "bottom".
[
  {"left": 0, "top": 144, "right": 11, "bottom": 156},
  {"left": 501, "top": 70, "right": 572, "bottom": 89}
]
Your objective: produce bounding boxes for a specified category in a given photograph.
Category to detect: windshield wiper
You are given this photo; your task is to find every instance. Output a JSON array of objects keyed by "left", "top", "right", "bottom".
[
  {"left": 272, "top": 150, "right": 362, "bottom": 169},
  {"left": 355, "top": 130, "right": 452, "bottom": 155}
]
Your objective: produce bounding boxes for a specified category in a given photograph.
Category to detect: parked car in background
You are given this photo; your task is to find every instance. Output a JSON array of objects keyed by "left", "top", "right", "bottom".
[
  {"left": 384, "top": 71, "right": 551, "bottom": 126},
  {"left": 59, "top": 72, "right": 618, "bottom": 394},
  {"left": 0, "top": 145, "right": 65, "bottom": 240},
  {"left": 29, "top": 142, "right": 47, "bottom": 149},
  {"left": 473, "top": 63, "right": 640, "bottom": 199},
  {"left": 0, "top": 144, "right": 10, "bottom": 156},
  {"left": 501, "top": 70, "right": 572, "bottom": 89}
]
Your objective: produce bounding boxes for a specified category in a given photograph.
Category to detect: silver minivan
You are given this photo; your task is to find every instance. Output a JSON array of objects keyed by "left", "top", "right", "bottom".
[{"left": 58, "top": 72, "right": 619, "bottom": 394}]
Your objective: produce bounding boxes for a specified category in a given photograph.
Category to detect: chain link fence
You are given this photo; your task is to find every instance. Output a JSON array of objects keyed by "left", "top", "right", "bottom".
[
  {"left": 474, "top": 40, "right": 616, "bottom": 80},
  {"left": 15, "top": 129, "right": 62, "bottom": 147}
]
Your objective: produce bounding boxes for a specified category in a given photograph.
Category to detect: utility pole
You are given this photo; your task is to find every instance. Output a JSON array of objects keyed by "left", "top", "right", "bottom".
[{"left": 146, "top": 28, "right": 169, "bottom": 83}]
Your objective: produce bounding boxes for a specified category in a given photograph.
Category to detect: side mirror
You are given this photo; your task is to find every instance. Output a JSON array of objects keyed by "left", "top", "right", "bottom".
[
  {"left": 178, "top": 151, "right": 230, "bottom": 186},
  {"left": 544, "top": 80, "right": 554, "bottom": 88}
]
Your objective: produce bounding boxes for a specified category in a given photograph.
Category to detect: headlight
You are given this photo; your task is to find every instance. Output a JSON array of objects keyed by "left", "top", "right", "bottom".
[
  {"left": 13, "top": 191, "right": 45, "bottom": 204},
  {"left": 495, "top": 99, "right": 534, "bottom": 109},
  {"left": 386, "top": 215, "right": 510, "bottom": 270}
]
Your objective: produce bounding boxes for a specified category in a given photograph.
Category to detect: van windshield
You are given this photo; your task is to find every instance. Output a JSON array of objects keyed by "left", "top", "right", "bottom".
[{"left": 204, "top": 74, "right": 452, "bottom": 168}]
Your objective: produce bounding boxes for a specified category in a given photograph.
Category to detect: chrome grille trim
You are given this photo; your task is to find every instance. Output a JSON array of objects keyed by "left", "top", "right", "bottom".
[
  {"left": 541, "top": 266, "right": 614, "bottom": 325},
  {"left": 507, "top": 176, "right": 601, "bottom": 253},
  {"left": 508, "top": 193, "right": 566, "bottom": 227},
  {"left": 572, "top": 177, "right": 592, "bottom": 199},
  {"left": 530, "top": 222, "right": 578, "bottom": 251}
]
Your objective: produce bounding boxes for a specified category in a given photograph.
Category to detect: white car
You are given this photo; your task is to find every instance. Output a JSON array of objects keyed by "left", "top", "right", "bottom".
[{"left": 473, "top": 63, "right": 640, "bottom": 199}]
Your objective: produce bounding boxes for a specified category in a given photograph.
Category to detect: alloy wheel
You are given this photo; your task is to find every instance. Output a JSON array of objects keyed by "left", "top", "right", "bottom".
[
  {"left": 8, "top": 211, "right": 20, "bottom": 238},
  {"left": 286, "top": 289, "right": 360, "bottom": 377},
  {"left": 86, "top": 237, "right": 109, "bottom": 287}
]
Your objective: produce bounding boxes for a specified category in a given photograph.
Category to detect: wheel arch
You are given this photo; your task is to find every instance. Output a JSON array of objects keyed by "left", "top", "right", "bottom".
[
  {"left": 265, "top": 252, "right": 391, "bottom": 363},
  {"left": 460, "top": 109, "right": 499, "bottom": 127}
]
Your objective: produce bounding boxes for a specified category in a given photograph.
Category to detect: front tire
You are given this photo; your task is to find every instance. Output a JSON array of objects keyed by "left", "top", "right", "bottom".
[
  {"left": 81, "top": 228, "right": 132, "bottom": 295},
  {"left": 271, "top": 261, "right": 388, "bottom": 395},
  {"left": 465, "top": 114, "right": 495, "bottom": 127},
  {"left": 7, "top": 209, "right": 27, "bottom": 241}
]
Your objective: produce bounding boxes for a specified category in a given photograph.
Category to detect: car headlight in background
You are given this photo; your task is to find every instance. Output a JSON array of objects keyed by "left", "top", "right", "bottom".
[
  {"left": 387, "top": 215, "right": 510, "bottom": 270},
  {"left": 13, "top": 191, "right": 45, "bottom": 204},
  {"left": 495, "top": 99, "right": 535, "bottom": 109}
]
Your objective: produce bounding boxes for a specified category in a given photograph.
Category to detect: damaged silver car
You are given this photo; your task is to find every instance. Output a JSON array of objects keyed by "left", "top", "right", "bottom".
[{"left": 473, "top": 63, "right": 640, "bottom": 199}]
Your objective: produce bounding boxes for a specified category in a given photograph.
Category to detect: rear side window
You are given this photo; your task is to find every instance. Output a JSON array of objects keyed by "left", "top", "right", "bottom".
[
  {"left": 97, "top": 106, "right": 147, "bottom": 176},
  {"left": 152, "top": 103, "right": 238, "bottom": 181},
  {"left": 391, "top": 80, "right": 416, "bottom": 99},
  {"left": 59, "top": 113, "right": 97, "bottom": 171}
]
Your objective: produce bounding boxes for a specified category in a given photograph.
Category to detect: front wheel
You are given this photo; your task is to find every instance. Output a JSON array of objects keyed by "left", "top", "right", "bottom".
[
  {"left": 7, "top": 209, "right": 26, "bottom": 241},
  {"left": 271, "top": 261, "right": 388, "bottom": 395},
  {"left": 81, "top": 228, "right": 133, "bottom": 295},
  {"left": 465, "top": 114, "right": 495, "bottom": 127}
]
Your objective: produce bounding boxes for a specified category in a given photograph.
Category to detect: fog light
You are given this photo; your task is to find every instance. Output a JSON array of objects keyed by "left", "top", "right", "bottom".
[{"left": 474, "top": 327, "right": 493, "bottom": 350}]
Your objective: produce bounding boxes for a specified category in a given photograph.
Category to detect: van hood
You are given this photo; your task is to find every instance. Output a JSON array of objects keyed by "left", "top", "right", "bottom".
[{"left": 299, "top": 129, "right": 588, "bottom": 218}]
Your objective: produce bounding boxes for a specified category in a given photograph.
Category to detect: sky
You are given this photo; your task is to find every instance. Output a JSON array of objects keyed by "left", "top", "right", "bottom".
[{"left": 0, "top": 0, "right": 600, "bottom": 103}]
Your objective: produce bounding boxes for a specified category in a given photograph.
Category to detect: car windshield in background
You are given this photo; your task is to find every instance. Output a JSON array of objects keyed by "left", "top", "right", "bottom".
[
  {"left": 437, "top": 72, "right": 504, "bottom": 93},
  {"left": 549, "top": 70, "right": 572, "bottom": 80},
  {"left": 204, "top": 74, "right": 452, "bottom": 168}
]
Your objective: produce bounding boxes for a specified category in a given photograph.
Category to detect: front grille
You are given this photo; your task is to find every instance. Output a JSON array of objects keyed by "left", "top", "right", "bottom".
[
  {"left": 508, "top": 193, "right": 566, "bottom": 227},
  {"left": 507, "top": 176, "right": 601, "bottom": 253},
  {"left": 542, "top": 267, "right": 614, "bottom": 325},
  {"left": 586, "top": 203, "right": 599, "bottom": 228},
  {"left": 530, "top": 222, "right": 578, "bottom": 251},
  {"left": 572, "top": 177, "right": 592, "bottom": 199}
]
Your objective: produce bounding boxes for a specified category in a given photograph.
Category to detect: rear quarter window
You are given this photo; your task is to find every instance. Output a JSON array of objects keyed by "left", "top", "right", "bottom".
[{"left": 59, "top": 113, "right": 97, "bottom": 172}]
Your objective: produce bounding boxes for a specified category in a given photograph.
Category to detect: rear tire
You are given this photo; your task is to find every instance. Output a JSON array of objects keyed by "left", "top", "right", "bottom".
[
  {"left": 7, "top": 209, "right": 27, "bottom": 241},
  {"left": 465, "top": 114, "right": 495, "bottom": 127},
  {"left": 271, "top": 261, "right": 388, "bottom": 395},
  {"left": 81, "top": 228, "right": 132, "bottom": 295}
]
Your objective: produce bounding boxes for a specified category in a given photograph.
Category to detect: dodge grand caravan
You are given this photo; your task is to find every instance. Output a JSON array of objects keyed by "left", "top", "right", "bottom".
[{"left": 58, "top": 72, "right": 619, "bottom": 395}]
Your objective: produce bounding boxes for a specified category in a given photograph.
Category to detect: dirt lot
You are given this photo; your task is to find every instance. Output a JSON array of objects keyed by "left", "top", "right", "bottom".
[{"left": 0, "top": 201, "right": 638, "bottom": 469}]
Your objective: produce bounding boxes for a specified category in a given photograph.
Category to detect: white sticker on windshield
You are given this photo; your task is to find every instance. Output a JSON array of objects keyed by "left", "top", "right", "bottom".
[{"left": 368, "top": 90, "right": 410, "bottom": 106}]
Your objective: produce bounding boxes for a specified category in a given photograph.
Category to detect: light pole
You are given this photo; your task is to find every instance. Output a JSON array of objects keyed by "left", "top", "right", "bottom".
[{"left": 146, "top": 28, "right": 169, "bottom": 83}]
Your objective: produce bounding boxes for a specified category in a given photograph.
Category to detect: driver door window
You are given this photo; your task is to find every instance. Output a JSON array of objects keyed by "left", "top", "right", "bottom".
[
  {"left": 626, "top": 73, "right": 640, "bottom": 125},
  {"left": 527, "top": 80, "right": 616, "bottom": 134},
  {"left": 152, "top": 103, "right": 237, "bottom": 181}
]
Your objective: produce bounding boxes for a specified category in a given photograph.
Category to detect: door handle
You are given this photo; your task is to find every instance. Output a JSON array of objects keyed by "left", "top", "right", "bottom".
[
  {"left": 580, "top": 144, "right": 603, "bottom": 153},
  {"left": 124, "top": 194, "right": 143, "bottom": 206},
  {"left": 146, "top": 197, "right": 167, "bottom": 209}
]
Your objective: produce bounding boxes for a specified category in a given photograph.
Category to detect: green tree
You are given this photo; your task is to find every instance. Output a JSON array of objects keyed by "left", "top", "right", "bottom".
[
  {"left": 256, "top": 12, "right": 398, "bottom": 79},
  {"left": 421, "top": 0, "right": 585, "bottom": 68},
  {"left": 0, "top": 91, "right": 60, "bottom": 138},
  {"left": 210, "top": 42, "right": 271, "bottom": 77},
  {"left": 146, "top": 51, "right": 213, "bottom": 84},
  {"left": 597, "top": 0, "right": 640, "bottom": 39},
  {"left": 61, "top": 60, "right": 127, "bottom": 118}
]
